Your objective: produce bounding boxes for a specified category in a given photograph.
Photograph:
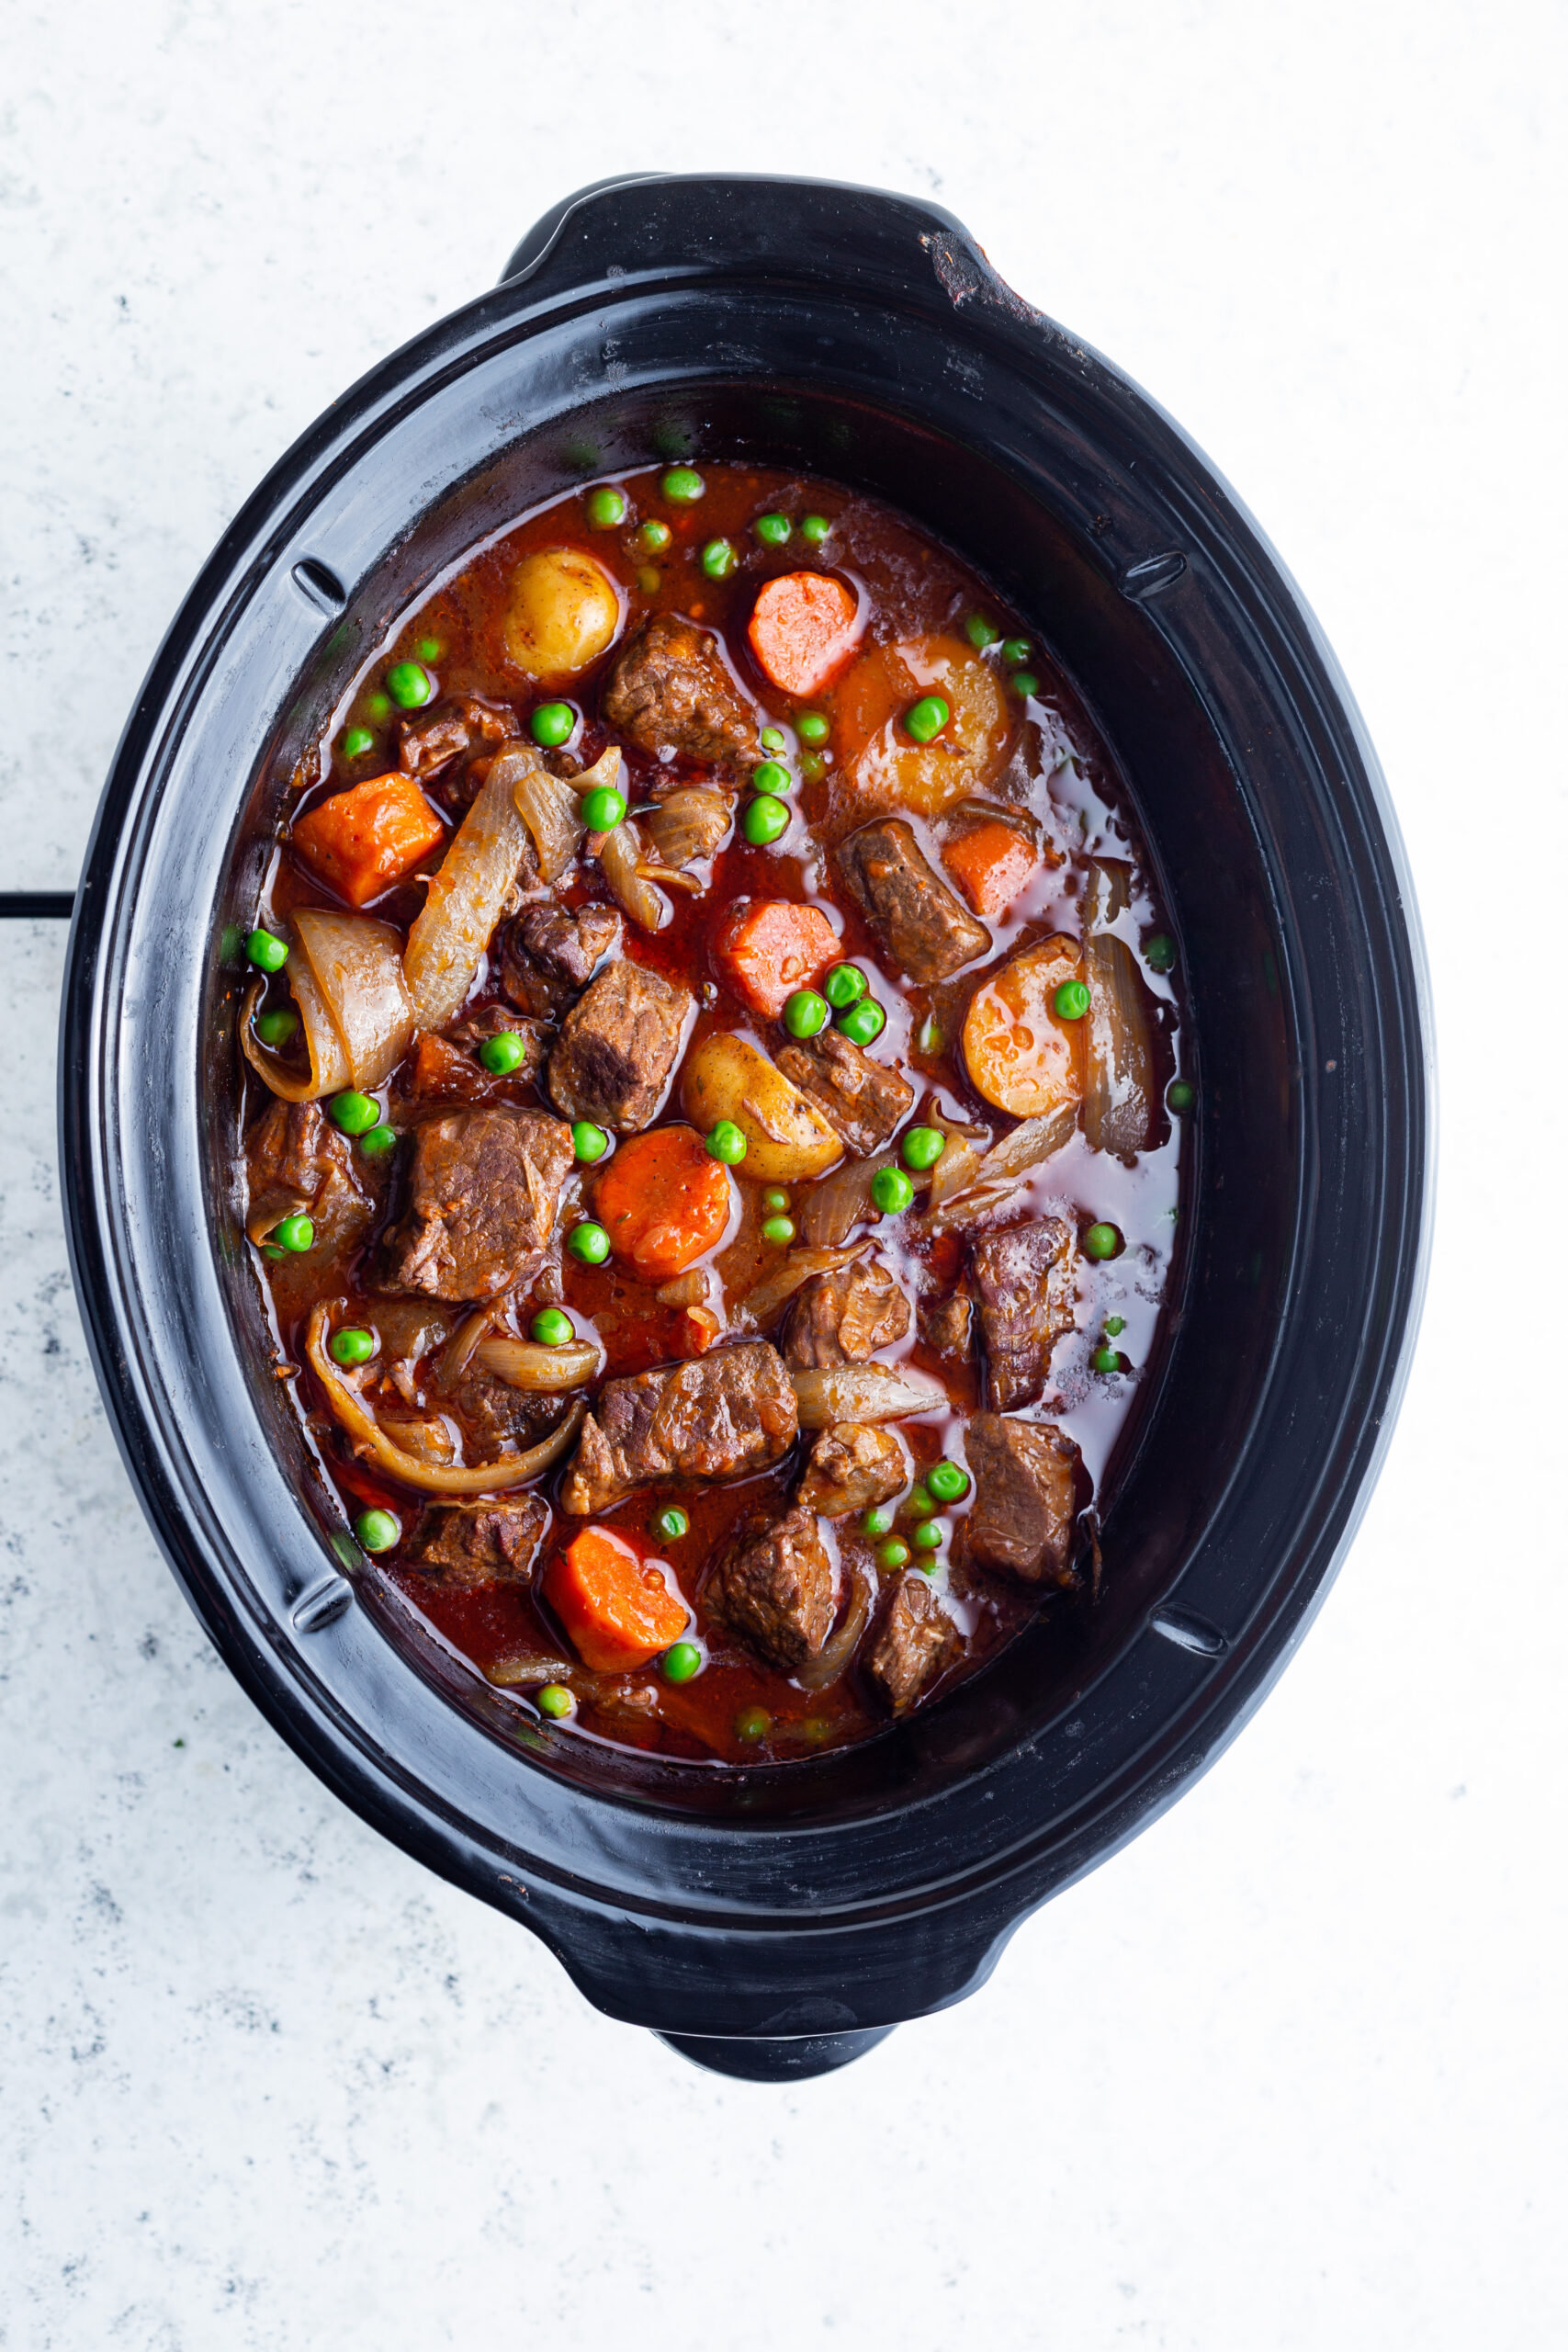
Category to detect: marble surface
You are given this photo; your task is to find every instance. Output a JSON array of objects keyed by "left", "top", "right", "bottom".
[{"left": 3, "top": 1, "right": 1564, "bottom": 2345}]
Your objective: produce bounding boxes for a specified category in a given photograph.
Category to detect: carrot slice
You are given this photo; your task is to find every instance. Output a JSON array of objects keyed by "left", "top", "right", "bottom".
[
  {"left": 962, "top": 933, "right": 1087, "bottom": 1118},
  {"left": 942, "top": 820, "right": 1038, "bottom": 916},
  {"left": 747, "top": 572, "right": 861, "bottom": 696},
  {"left": 593, "top": 1125, "right": 734, "bottom": 1282},
  {"left": 545, "top": 1526, "right": 688, "bottom": 1671},
  {"left": 291, "top": 773, "right": 446, "bottom": 908},
  {"left": 710, "top": 898, "right": 840, "bottom": 1018}
]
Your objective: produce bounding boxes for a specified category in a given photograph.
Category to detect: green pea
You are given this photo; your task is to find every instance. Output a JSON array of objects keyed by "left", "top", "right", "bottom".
[
  {"left": 862, "top": 1505, "right": 896, "bottom": 1538},
  {"left": 479, "top": 1031, "right": 526, "bottom": 1075},
  {"left": 1145, "top": 933, "right": 1177, "bottom": 973},
  {"left": 530, "top": 1307, "right": 575, "bottom": 1348},
  {"left": 273, "top": 1214, "right": 314, "bottom": 1253},
  {"left": 656, "top": 1507, "right": 690, "bottom": 1543},
  {"left": 911, "top": 1520, "right": 943, "bottom": 1553},
  {"left": 751, "top": 759, "right": 791, "bottom": 795},
  {"left": 1091, "top": 1342, "right": 1122, "bottom": 1374},
  {"left": 736, "top": 1704, "right": 771, "bottom": 1742},
  {"left": 964, "top": 614, "right": 1000, "bottom": 650},
  {"left": 366, "top": 692, "right": 391, "bottom": 722},
  {"left": 572, "top": 1120, "right": 609, "bottom": 1163},
  {"left": 783, "top": 989, "right": 829, "bottom": 1039},
  {"left": 661, "top": 466, "right": 705, "bottom": 503},
  {"left": 761, "top": 726, "right": 788, "bottom": 753},
  {"left": 753, "top": 513, "right": 792, "bottom": 546},
  {"left": 742, "top": 794, "right": 790, "bottom": 846},
  {"left": 823, "top": 962, "right": 867, "bottom": 1009},
  {"left": 254, "top": 1008, "right": 299, "bottom": 1047},
  {"left": 1010, "top": 671, "right": 1039, "bottom": 698},
  {"left": 1168, "top": 1079, "right": 1195, "bottom": 1113},
  {"left": 416, "top": 636, "right": 444, "bottom": 663},
  {"left": 917, "top": 1014, "right": 944, "bottom": 1056},
  {"left": 871, "top": 1164, "right": 914, "bottom": 1215},
  {"left": 799, "top": 514, "right": 830, "bottom": 543},
  {"left": 761, "top": 1189, "right": 791, "bottom": 1214},
  {"left": 386, "top": 660, "right": 434, "bottom": 710},
  {"left": 636, "top": 519, "right": 672, "bottom": 553},
  {"left": 246, "top": 928, "right": 288, "bottom": 974},
  {"left": 795, "top": 710, "right": 829, "bottom": 745},
  {"left": 903, "top": 695, "right": 950, "bottom": 744},
  {"left": 1103, "top": 1315, "right": 1126, "bottom": 1337},
  {"left": 342, "top": 727, "right": 375, "bottom": 760},
  {"left": 926, "top": 1459, "right": 970, "bottom": 1503},
  {"left": 800, "top": 751, "right": 827, "bottom": 783},
  {"left": 899, "top": 1125, "right": 946, "bottom": 1170},
  {"left": 581, "top": 785, "right": 628, "bottom": 831},
  {"left": 567, "top": 1220, "right": 611, "bottom": 1265},
  {"left": 875, "top": 1537, "right": 910, "bottom": 1570},
  {"left": 761, "top": 1215, "right": 795, "bottom": 1248},
  {"left": 530, "top": 701, "right": 576, "bottom": 748},
  {"left": 636, "top": 565, "right": 661, "bottom": 594},
  {"left": 836, "top": 997, "right": 886, "bottom": 1047},
  {"left": 706, "top": 1120, "right": 748, "bottom": 1165},
  {"left": 660, "top": 1640, "right": 702, "bottom": 1683},
  {"left": 701, "top": 537, "right": 738, "bottom": 580},
  {"left": 355, "top": 1508, "right": 400, "bottom": 1554},
  {"left": 904, "top": 1488, "right": 936, "bottom": 1521},
  {"left": 330, "top": 1326, "right": 376, "bottom": 1366},
  {"left": 587, "top": 485, "right": 627, "bottom": 527},
  {"left": 1083, "top": 1222, "right": 1122, "bottom": 1261},
  {"left": 1000, "top": 638, "right": 1032, "bottom": 666},
  {"left": 328, "top": 1090, "right": 380, "bottom": 1136},
  {"left": 537, "top": 1683, "right": 575, "bottom": 1719},
  {"left": 262, "top": 1243, "right": 285, "bottom": 1261},
  {"left": 1054, "top": 979, "right": 1091, "bottom": 1022},
  {"left": 359, "top": 1125, "right": 399, "bottom": 1159}
]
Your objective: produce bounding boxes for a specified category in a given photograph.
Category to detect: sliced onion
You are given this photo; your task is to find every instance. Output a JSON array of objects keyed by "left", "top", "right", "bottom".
[
  {"left": 293, "top": 908, "right": 414, "bottom": 1088},
  {"left": 1081, "top": 860, "right": 1155, "bottom": 1159},
  {"left": 795, "top": 1567, "right": 872, "bottom": 1690},
  {"left": 923, "top": 1103, "right": 990, "bottom": 1212},
  {"left": 405, "top": 752, "right": 537, "bottom": 1029},
  {"left": 790, "top": 1364, "right": 948, "bottom": 1430},
  {"left": 796, "top": 1157, "right": 881, "bottom": 1248},
  {"left": 919, "top": 1102, "right": 1078, "bottom": 1234},
  {"left": 241, "top": 974, "right": 349, "bottom": 1103},
  {"left": 306, "top": 1305, "right": 585, "bottom": 1496},
  {"left": 732, "top": 1240, "right": 869, "bottom": 1331},
  {"left": 471, "top": 1335, "right": 604, "bottom": 1390},
  {"left": 643, "top": 787, "right": 732, "bottom": 869},
  {"left": 484, "top": 1654, "right": 578, "bottom": 1689},
  {"left": 511, "top": 750, "right": 584, "bottom": 883},
  {"left": 655, "top": 1271, "right": 708, "bottom": 1307},
  {"left": 598, "top": 815, "right": 667, "bottom": 933},
  {"left": 438, "top": 1290, "right": 516, "bottom": 1391}
]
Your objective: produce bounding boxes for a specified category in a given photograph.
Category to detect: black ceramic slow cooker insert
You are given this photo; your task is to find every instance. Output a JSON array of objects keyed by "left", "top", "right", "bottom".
[{"left": 57, "top": 175, "right": 1433, "bottom": 2081}]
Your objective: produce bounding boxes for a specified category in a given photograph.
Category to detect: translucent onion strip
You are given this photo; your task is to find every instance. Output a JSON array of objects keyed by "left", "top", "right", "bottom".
[
  {"left": 732, "top": 1240, "right": 869, "bottom": 1331},
  {"left": 293, "top": 908, "right": 414, "bottom": 1089},
  {"left": 795, "top": 1568, "right": 873, "bottom": 1690},
  {"left": 471, "top": 1335, "right": 604, "bottom": 1390},
  {"left": 790, "top": 1364, "right": 948, "bottom": 1429},
  {"left": 1081, "top": 859, "right": 1156, "bottom": 1160},
  {"left": 511, "top": 750, "right": 584, "bottom": 883},
  {"left": 405, "top": 751, "right": 538, "bottom": 1029}
]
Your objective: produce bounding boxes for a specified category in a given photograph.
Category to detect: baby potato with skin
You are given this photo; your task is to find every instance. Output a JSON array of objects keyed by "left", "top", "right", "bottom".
[
  {"left": 681, "top": 1033, "right": 843, "bottom": 1184},
  {"left": 504, "top": 546, "right": 623, "bottom": 679}
]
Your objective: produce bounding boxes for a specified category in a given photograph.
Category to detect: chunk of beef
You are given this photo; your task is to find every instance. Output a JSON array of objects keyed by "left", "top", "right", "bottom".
[
  {"left": 560, "top": 1341, "right": 797, "bottom": 1515},
  {"left": 547, "top": 959, "right": 691, "bottom": 1133},
  {"left": 970, "top": 1216, "right": 1077, "bottom": 1410},
  {"left": 500, "top": 901, "right": 622, "bottom": 1019},
  {"left": 964, "top": 1411, "right": 1081, "bottom": 1584},
  {"left": 919, "top": 1292, "right": 975, "bottom": 1363},
  {"left": 245, "top": 1097, "right": 369, "bottom": 1252},
  {"left": 451, "top": 1376, "right": 571, "bottom": 1460},
  {"left": 782, "top": 1258, "right": 911, "bottom": 1370},
  {"left": 864, "top": 1572, "right": 961, "bottom": 1713},
  {"left": 705, "top": 1504, "right": 836, "bottom": 1671},
  {"left": 397, "top": 695, "right": 517, "bottom": 781},
  {"left": 406, "top": 1025, "right": 547, "bottom": 1105},
  {"left": 643, "top": 786, "right": 733, "bottom": 868},
  {"left": 601, "top": 613, "right": 760, "bottom": 769},
  {"left": 836, "top": 818, "right": 992, "bottom": 984},
  {"left": 774, "top": 1028, "right": 915, "bottom": 1157},
  {"left": 412, "top": 1497, "right": 548, "bottom": 1589},
  {"left": 795, "top": 1421, "right": 908, "bottom": 1517},
  {"left": 382, "top": 1106, "right": 573, "bottom": 1302}
]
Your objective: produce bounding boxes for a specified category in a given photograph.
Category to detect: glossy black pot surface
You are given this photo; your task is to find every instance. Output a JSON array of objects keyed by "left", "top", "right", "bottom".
[{"left": 60, "top": 176, "right": 1432, "bottom": 2080}]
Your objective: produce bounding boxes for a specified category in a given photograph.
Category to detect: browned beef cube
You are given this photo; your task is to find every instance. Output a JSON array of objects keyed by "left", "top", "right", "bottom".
[
  {"left": 970, "top": 1216, "right": 1077, "bottom": 1409},
  {"left": 601, "top": 613, "right": 760, "bottom": 770},
  {"left": 501, "top": 901, "right": 622, "bottom": 1019},
  {"left": 560, "top": 1341, "right": 797, "bottom": 1515},
  {"left": 245, "top": 1097, "right": 370, "bottom": 1252},
  {"left": 452, "top": 1376, "right": 572, "bottom": 1460},
  {"left": 643, "top": 786, "right": 733, "bottom": 868},
  {"left": 705, "top": 1504, "right": 836, "bottom": 1671},
  {"left": 836, "top": 819, "right": 991, "bottom": 984},
  {"left": 919, "top": 1292, "right": 975, "bottom": 1363},
  {"left": 783, "top": 1258, "right": 911, "bottom": 1369},
  {"left": 547, "top": 959, "right": 692, "bottom": 1133},
  {"left": 964, "top": 1412, "right": 1080, "bottom": 1584},
  {"left": 382, "top": 1107, "right": 573, "bottom": 1301},
  {"left": 864, "top": 1571, "right": 961, "bottom": 1713},
  {"left": 795, "top": 1422, "right": 908, "bottom": 1516},
  {"left": 398, "top": 695, "right": 516, "bottom": 780},
  {"left": 412, "top": 1497, "right": 548, "bottom": 1588},
  {"left": 773, "top": 1028, "right": 914, "bottom": 1157}
]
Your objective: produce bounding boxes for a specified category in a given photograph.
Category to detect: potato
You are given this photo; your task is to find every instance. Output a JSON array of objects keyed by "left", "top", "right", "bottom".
[
  {"left": 504, "top": 546, "right": 622, "bottom": 679},
  {"left": 836, "top": 634, "right": 1011, "bottom": 816},
  {"left": 963, "top": 933, "right": 1087, "bottom": 1119},
  {"left": 681, "top": 1033, "right": 843, "bottom": 1184}
]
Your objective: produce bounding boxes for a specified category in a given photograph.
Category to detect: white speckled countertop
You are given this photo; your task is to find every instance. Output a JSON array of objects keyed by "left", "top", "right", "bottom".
[{"left": 4, "top": 3, "right": 1565, "bottom": 2345}]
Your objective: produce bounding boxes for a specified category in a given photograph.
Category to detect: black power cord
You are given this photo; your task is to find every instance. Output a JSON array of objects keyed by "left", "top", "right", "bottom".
[{"left": 0, "top": 893, "right": 75, "bottom": 920}]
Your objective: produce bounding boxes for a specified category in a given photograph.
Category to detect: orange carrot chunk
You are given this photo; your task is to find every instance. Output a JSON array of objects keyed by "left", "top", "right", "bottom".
[
  {"left": 942, "top": 820, "right": 1039, "bottom": 917},
  {"left": 291, "top": 773, "right": 446, "bottom": 908},
  {"left": 711, "top": 898, "right": 840, "bottom": 1018},
  {"left": 545, "top": 1526, "right": 689, "bottom": 1672},
  {"left": 747, "top": 571, "right": 861, "bottom": 697},
  {"left": 592, "top": 1125, "right": 734, "bottom": 1283}
]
